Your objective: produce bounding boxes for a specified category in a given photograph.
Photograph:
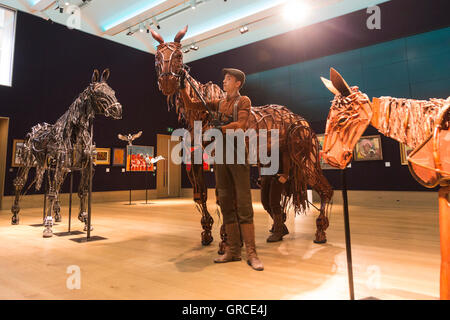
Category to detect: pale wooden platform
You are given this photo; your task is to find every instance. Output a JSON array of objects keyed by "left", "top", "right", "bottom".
[{"left": 0, "top": 192, "right": 441, "bottom": 300}]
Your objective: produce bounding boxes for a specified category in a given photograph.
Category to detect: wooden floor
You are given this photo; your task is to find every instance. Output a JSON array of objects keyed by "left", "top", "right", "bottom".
[{"left": 0, "top": 194, "right": 441, "bottom": 300}]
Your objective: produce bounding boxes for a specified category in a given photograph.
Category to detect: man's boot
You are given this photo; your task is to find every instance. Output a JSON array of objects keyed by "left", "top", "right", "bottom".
[
  {"left": 267, "top": 212, "right": 288, "bottom": 242},
  {"left": 214, "top": 222, "right": 242, "bottom": 263},
  {"left": 240, "top": 223, "right": 264, "bottom": 271},
  {"left": 268, "top": 210, "right": 275, "bottom": 233},
  {"left": 282, "top": 212, "right": 289, "bottom": 235}
]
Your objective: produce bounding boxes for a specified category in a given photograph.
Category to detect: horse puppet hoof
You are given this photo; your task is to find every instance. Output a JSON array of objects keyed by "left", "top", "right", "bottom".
[
  {"left": 217, "top": 242, "right": 226, "bottom": 255},
  {"left": 83, "top": 225, "right": 94, "bottom": 232},
  {"left": 313, "top": 239, "right": 327, "bottom": 244},
  {"left": 201, "top": 232, "right": 213, "bottom": 246},
  {"left": 54, "top": 215, "right": 62, "bottom": 223},
  {"left": 11, "top": 217, "right": 19, "bottom": 225},
  {"left": 43, "top": 229, "right": 53, "bottom": 238}
]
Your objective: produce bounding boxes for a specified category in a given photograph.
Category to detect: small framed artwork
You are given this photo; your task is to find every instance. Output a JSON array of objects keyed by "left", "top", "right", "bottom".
[
  {"left": 112, "top": 148, "right": 126, "bottom": 166},
  {"left": 11, "top": 139, "right": 25, "bottom": 167},
  {"left": 353, "top": 135, "right": 383, "bottom": 162},
  {"left": 203, "top": 152, "right": 211, "bottom": 171},
  {"left": 126, "top": 145, "right": 155, "bottom": 172},
  {"left": 94, "top": 148, "right": 111, "bottom": 165},
  {"left": 400, "top": 143, "right": 414, "bottom": 165},
  {"left": 316, "top": 134, "right": 339, "bottom": 170}
]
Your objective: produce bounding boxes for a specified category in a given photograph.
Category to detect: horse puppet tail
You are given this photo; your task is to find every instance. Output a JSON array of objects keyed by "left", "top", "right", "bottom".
[{"left": 285, "top": 120, "right": 318, "bottom": 216}]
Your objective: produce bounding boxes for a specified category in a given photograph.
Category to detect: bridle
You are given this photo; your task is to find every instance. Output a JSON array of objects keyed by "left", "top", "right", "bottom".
[
  {"left": 156, "top": 43, "right": 185, "bottom": 80},
  {"left": 155, "top": 43, "right": 220, "bottom": 117},
  {"left": 88, "top": 84, "right": 121, "bottom": 118},
  {"left": 323, "top": 92, "right": 370, "bottom": 154}
]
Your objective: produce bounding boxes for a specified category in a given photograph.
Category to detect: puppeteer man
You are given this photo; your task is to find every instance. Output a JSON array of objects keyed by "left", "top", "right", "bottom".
[{"left": 179, "top": 68, "right": 264, "bottom": 271}]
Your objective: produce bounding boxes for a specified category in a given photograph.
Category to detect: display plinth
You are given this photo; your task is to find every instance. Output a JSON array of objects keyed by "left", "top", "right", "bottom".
[
  {"left": 70, "top": 235, "right": 108, "bottom": 243},
  {"left": 54, "top": 231, "right": 84, "bottom": 237}
]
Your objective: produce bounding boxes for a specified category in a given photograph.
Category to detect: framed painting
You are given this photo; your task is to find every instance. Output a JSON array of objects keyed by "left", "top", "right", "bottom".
[
  {"left": 316, "top": 134, "right": 339, "bottom": 170},
  {"left": 126, "top": 145, "right": 155, "bottom": 172},
  {"left": 400, "top": 143, "right": 414, "bottom": 165},
  {"left": 11, "top": 139, "right": 25, "bottom": 167},
  {"left": 112, "top": 148, "right": 126, "bottom": 166},
  {"left": 203, "top": 152, "right": 211, "bottom": 171},
  {"left": 353, "top": 135, "right": 383, "bottom": 162},
  {"left": 94, "top": 148, "right": 111, "bottom": 165}
]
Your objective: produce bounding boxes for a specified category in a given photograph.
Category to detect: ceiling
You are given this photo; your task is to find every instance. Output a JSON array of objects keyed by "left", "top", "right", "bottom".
[{"left": 1, "top": 0, "right": 389, "bottom": 62}]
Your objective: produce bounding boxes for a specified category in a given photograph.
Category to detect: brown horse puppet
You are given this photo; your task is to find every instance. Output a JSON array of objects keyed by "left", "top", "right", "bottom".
[
  {"left": 151, "top": 25, "right": 334, "bottom": 252},
  {"left": 321, "top": 67, "right": 450, "bottom": 300}
]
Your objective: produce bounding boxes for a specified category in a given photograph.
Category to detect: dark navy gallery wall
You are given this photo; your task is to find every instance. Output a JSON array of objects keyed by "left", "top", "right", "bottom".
[
  {"left": 181, "top": 0, "right": 450, "bottom": 191},
  {"left": 245, "top": 26, "right": 450, "bottom": 122},
  {"left": 244, "top": 26, "right": 450, "bottom": 192},
  {"left": 0, "top": 11, "right": 179, "bottom": 196}
]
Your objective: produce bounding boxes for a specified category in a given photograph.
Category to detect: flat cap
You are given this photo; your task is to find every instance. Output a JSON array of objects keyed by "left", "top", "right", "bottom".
[{"left": 222, "top": 68, "right": 246, "bottom": 89}]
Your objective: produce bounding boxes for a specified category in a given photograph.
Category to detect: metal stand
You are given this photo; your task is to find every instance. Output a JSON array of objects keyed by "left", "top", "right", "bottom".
[
  {"left": 42, "top": 181, "right": 47, "bottom": 222},
  {"left": 341, "top": 168, "right": 379, "bottom": 300},
  {"left": 70, "top": 124, "right": 107, "bottom": 243},
  {"left": 141, "top": 164, "right": 153, "bottom": 205},
  {"left": 69, "top": 171, "right": 73, "bottom": 232},
  {"left": 124, "top": 169, "right": 136, "bottom": 205},
  {"left": 54, "top": 170, "right": 83, "bottom": 237},
  {"left": 341, "top": 169, "right": 355, "bottom": 300}
]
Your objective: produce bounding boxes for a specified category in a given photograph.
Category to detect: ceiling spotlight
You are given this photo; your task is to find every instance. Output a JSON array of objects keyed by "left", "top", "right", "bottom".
[
  {"left": 283, "top": 0, "right": 311, "bottom": 24},
  {"left": 126, "top": 28, "right": 134, "bottom": 36},
  {"left": 190, "top": 44, "right": 199, "bottom": 51},
  {"left": 151, "top": 17, "right": 161, "bottom": 30},
  {"left": 183, "top": 48, "right": 190, "bottom": 53},
  {"left": 239, "top": 26, "right": 249, "bottom": 34},
  {"left": 55, "top": 1, "right": 64, "bottom": 13},
  {"left": 80, "top": 0, "right": 93, "bottom": 8},
  {"left": 139, "top": 24, "right": 144, "bottom": 33},
  {"left": 190, "top": 0, "right": 196, "bottom": 9}
]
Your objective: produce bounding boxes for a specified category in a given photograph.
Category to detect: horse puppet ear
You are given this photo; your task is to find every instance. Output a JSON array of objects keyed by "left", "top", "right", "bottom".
[
  {"left": 91, "top": 69, "right": 100, "bottom": 83},
  {"left": 174, "top": 25, "right": 188, "bottom": 43},
  {"left": 330, "top": 68, "right": 352, "bottom": 97},
  {"left": 320, "top": 77, "right": 340, "bottom": 96},
  {"left": 101, "top": 69, "right": 110, "bottom": 82},
  {"left": 150, "top": 29, "right": 165, "bottom": 44}
]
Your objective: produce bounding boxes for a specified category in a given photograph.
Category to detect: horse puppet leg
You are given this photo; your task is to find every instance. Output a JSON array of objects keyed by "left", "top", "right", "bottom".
[
  {"left": 309, "top": 169, "right": 333, "bottom": 244},
  {"left": 52, "top": 169, "right": 67, "bottom": 224},
  {"left": 53, "top": 195, "right": 62, "bottom": 222},
  {"left": 313, "top": 177, "right": 333, "bottom": 244},
  {"left": 78, "top": 165, "right": 93, "bottom": 232},
  {"left": 11, "top": 166, "right": 31, "bottom": 225},
  {"left": 439, "top": 185, "right": 450, "bottom": 300},
  {"left": 188, "top": 164, "right": 214, "bottom": 246},
  {"left": 43, "top": 172, "right": 57, "bottom": 238}
]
